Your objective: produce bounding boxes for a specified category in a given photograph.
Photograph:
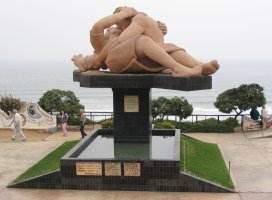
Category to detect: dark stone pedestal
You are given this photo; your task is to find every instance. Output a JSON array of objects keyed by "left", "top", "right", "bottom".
[
  {"left": 8, "top": 71, "right": 233, "bottom": 193},
  {"left": 9, "top": 129, "right": 233, "bottom": 192},
  {"left": 113, "top": 88, "right": 151, "bottom": 143},
  {"left": 73, "top": 70, "right": 212, "bottom": 143},
  {"left": 73, "top": 70, "right": 212, "bottom": 91}
]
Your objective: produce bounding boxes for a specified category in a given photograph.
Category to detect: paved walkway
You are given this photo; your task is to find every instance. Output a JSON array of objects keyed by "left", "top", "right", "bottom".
[
  {"left": 187, "top": 130, "right": 272, "bottom": 200},
  {"left": 1, "top": 129, "right": 272, "bottom": 200},
  {"left": 244, "top": 128, "right": 272, "bottom": 139}
]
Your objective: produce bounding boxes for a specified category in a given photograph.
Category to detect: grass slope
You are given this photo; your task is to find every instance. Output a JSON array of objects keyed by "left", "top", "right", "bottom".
[
  {"left": 13, "top": 136, "right": 233, "bottom": 189},
  {"left": 14, "top": 140, "right": 78, "bottom": 183},
  {"left": 181, "top": 135, "right": 234, "bottom": 189}
]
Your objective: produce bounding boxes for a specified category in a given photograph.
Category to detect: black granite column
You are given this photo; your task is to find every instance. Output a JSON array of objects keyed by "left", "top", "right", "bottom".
[{"left": 112, "top": 88, "right": 151, "bottom": 143}]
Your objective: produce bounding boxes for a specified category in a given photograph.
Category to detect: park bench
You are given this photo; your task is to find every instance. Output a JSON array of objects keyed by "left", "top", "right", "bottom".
[
  {"left": 242, "top": 115, "right": 272, "bottom": 132},
  {"left": 242, "top": 115, "right": 262, "bottom": 131}
]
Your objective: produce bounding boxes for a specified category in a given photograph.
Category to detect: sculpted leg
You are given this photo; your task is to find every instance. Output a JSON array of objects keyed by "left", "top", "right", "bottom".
[
  {"left": 170, "top": 50, "right": 203, "bottom": 67},
  {"left": 135, "top": 36, "right": 202, "bottom": 77},
  {"left": 170, "top": 51, "right": 219, "bottom": 76}
]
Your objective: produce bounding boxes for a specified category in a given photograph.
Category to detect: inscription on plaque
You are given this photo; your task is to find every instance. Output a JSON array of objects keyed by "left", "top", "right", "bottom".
[
  {"left": 124, "top": 162, "right": 141, "bottom": 177},
  {"left": 124, "top": 96, "right": 139, "bottom": 112},
  {"left": 105, "top": 162, "right": 121, "bottom": 176},
  {"left": 76, "top": 162, "right": 102, "bottom": 176}
]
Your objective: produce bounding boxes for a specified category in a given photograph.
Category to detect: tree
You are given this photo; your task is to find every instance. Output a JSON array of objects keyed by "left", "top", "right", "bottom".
[
  {"left": 151, "top": 96, "right": 193, "bottom": 121},
  {"left": 0, "top": 95, "right": 22, "bottom": 114},
  {"left": 151, "top": 98, "right": 160, "bottom": 120},
  {"left": 38, "top": 89, "right": 84, "bottom": 115},
  {"left": 214, "top": 83, "right": 266, "bottom": 118},
  {"left": 169, "top": 97, "right": 193, "bottom": 121},
  {"left": 152, "top": 97, "right": 171, "bottom": 120}
]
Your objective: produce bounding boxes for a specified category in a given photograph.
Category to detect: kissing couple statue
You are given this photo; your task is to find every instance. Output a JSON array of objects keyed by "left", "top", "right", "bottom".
[{"left": 72, "top": 6, "right": 219, "bottom": 77}]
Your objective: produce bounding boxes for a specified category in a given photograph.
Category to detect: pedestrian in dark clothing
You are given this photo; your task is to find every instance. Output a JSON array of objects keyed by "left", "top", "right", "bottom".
[
  {"left": 250, "top": 107, "right": 260, "bottom": 121},
  {"left": 80, "top": 110, "right": 87, "bottom": 139}
]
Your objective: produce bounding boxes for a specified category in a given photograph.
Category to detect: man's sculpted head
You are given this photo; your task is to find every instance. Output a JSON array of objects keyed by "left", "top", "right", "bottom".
[
  {"left": 114, "top": 6, "right": 167, "bottom": 35},
  {"left": 113, "top": 7, "right": 137, "bottom": 30}
]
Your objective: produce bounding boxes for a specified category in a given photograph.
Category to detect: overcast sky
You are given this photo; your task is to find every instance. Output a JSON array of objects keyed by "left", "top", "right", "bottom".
[{"left": 1, "top": 0, "right": 272, "bottom": 62}]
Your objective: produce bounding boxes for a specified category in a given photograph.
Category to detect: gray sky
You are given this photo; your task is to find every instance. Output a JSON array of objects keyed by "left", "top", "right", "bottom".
[{"left": 1, "top": 0, "right": 272, "bottom": 62}]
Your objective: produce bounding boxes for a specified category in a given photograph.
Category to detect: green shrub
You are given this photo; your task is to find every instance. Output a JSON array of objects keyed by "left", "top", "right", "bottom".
[
  {"left": 101, "top": 118, "right": 113, "bottom": 128},
  {"left": 0, "top": 95, "right": 22, "bottom": 114},
  {"left": 224, "top": 117, "right": 239, "bottom": 127},
  {"left": 154, "top": 120, "right": 175, "bottom": 129},
  {"left": 176, "top": 117, "right": 239, "bottom": 133},
  {"left": 64, "top": 115, "right": 94, "bottom": 126},
  {"left": 67, "top": 115, "right": 80, "bottom": 126}
]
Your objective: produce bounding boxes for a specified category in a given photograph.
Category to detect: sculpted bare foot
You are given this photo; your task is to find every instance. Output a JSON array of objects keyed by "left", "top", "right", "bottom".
[
  {"left": 71, "top": 54, "right": 97, "bottom": 72},
  {"left": 172, "top": 66, "right": 202, "bottom": 77},
  {"left": 200, "top": 60, "right": 219, "bottom": 76},
  {"left": 71, "top": 54, "right": 88, "bottom": 72},
  {"left": 212, "top": 60, "right": 219, "bottom": 69}
]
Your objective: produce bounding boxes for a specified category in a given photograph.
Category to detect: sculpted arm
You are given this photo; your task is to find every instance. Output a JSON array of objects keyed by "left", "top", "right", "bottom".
[
  {"left": 117, "top": 13, "right": 165, "bottom": 44},
  {"left": 117, "top": 14, "right": 146, "bottom": 43},
  {"left": 90, "top": 8, "right": 137, "bottom": 53}
]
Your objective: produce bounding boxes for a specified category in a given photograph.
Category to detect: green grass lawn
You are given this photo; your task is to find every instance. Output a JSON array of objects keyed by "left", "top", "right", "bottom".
[
  {"left": 13, "top": 135, "right": 233, "bottom": 189},
  {"left": 181, "top": 135, "right": 234, "bottom": 189},
  {"left": 13, "top": 140, "right": 79, "bottom": 183}
]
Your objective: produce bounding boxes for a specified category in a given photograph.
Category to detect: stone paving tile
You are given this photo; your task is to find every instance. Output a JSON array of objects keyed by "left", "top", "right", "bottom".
[
  {"left": 44, "top": 131, "right": 83, "bottom": 141},
  {"left": 0, "top": 189, "right": 241, "bottom": 200},
  {"left": 0, "top": 141, "right": 60, "bottom": 187},
  {"left": 245, "top": 128, "right": 272, "bottom": 139},
  {"left": 239, "top": 192, "right": 272, "bottom": 200},
  {"left": 0, "top": 130, "right": 49, "bottom": 142}
]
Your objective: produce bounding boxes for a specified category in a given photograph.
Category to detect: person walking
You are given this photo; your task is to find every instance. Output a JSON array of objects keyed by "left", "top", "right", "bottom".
[
  {"left": 60, "top": 111, "right": 69, "bottom": 136},
  {"left": 261, "top": 105, "right": 272, "bottom": 129},
  {"left": 8, "top": 109, "right": 26, "bottom": 141},
  {"left": 79, "top": 109, "right": 87, "bottom": 139}
]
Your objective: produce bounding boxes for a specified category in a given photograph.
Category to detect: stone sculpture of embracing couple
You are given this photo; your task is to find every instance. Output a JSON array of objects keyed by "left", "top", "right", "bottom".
[{"left": 72, "top": 6, "right": 219, "bottom": 77}]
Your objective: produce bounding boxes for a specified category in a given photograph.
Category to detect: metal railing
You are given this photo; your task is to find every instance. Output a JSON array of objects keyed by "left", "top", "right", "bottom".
[
  {"left": 189, "top": 114, "right": 244, "bottom": 123},
  {"left": 54, "top": 111, "right": 244, "bottom": 127},
  {"left": 153, "top": 114, "right": 244, "bottom": 124},
  {"left": 84, "top": 112, "right": 243, "bottom": 126},
  {"left": 85, "top": 111, "right": 113, "bottom": 121}
]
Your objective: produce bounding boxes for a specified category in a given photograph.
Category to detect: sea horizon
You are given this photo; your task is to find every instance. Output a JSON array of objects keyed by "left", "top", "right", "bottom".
[{"left": 0, "top": 59, "right": 271, "bottom": 115}]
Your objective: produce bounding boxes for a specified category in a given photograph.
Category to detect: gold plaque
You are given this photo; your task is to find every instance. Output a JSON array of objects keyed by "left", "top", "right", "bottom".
[
  {"left": 124, "top": 162, "right": 141, "bottom": 177},
  {"left": 124, "top": 96, "right": 139, "bottom": 112},
  {"left": 105, "top": 162, "right": 121, "bottom": 176},
  {"left": 76, "top": 162, "right": 102, "bottom": 176}
]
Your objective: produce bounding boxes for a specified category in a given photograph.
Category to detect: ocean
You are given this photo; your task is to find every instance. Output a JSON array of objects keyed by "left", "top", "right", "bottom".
[{"left": 0, "top": 59, "right": 271, "bottom": 115}]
